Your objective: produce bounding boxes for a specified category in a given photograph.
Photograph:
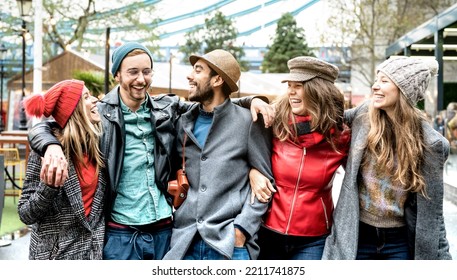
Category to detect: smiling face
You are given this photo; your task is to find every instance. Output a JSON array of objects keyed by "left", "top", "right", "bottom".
[
  {"left": 372, "top": 72, "right": 401, "bottom": 118},
  {"left": 115, "top": 52, "right": 153, "bottom": 111},
  {"left": 287, "top": 81, "right": 308, "bottom": 116},
  {"left": 187, "top": 59, "right": 216, "bottom": 103},
  {"left": 81, "top": 86, "right": 100, "bottom": 124}
]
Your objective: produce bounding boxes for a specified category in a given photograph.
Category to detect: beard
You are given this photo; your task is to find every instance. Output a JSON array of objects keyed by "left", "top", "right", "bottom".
[{"left": 188, "top": 78, "right": 214, "bottom": 103}]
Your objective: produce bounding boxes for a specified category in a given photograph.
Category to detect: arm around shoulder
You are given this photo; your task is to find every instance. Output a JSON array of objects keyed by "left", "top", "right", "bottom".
[{"left": 28, "top": 121, "right": 61, "bottom": 157}]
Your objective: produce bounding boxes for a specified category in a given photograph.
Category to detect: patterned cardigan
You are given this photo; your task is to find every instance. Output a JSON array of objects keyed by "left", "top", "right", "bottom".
[{"left": 18, "top": 151, "right": 106, "bottom": 260}]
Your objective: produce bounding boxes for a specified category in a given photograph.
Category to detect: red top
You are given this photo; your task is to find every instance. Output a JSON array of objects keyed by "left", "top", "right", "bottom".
[
  {"left": 76, "top": 155, "right": 98, "bottom": 217},
  {"left": 264, "top": 117, "right": 351, "bottom": 236}
]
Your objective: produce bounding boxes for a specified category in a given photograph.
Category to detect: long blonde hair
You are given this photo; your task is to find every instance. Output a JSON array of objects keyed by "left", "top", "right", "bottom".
[
  {"left": 272, "top": 78, "right": 345, "bottom": 151},
  {"left": 364, "top": 93, "right": 427, "bottom": 196},
  {"left": 54, "top": 97, "right": 104, "bottom": 174}
]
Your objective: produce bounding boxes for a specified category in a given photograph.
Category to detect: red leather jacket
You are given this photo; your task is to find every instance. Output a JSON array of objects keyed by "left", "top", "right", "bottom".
[{"left": 263, "top": 131, "right": 350, "bottom": 237}]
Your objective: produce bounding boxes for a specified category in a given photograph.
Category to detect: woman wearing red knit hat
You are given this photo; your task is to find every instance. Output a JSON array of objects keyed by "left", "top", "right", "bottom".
[{"left": 17, "top": 79, "right": 106, "bottom": 260}]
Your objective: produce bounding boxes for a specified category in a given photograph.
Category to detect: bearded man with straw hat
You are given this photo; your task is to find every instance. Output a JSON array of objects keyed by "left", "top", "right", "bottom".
[{"left": 163, "top": 49, "right": 275, "bottom": 260}]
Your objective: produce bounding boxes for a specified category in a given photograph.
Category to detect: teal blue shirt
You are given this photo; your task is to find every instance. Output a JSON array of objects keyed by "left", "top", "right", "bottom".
[
  {"left": 193, "top": 108, "right": 213, "bottom": 147},
  {"left": 111, "top": 95, "right": 172, "bottom": 225}
]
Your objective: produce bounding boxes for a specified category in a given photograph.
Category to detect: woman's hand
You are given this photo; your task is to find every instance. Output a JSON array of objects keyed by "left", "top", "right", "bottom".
[
  {"left": 40, "top": 145, "right": 69, "bottom": 188},
  {"left": 249, "top": 168, "right": 276, "bottom": 204},
  {"left": 250, "top": 98, "right": 276, "bottom": 128}
]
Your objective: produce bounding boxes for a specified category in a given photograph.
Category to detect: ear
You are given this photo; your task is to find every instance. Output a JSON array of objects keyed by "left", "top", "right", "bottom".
[
  {"left": 212, "top": 75, "right": 224, "bottom": 88},
  {"left": 114, "top": 72, "right": 120, "bottom": 82}
]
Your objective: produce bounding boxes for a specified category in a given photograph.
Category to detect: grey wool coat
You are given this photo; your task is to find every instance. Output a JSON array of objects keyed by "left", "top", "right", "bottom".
[
  {"left": 322, "top": 102, "right": 452, "bottom": 260},
  {"left": 163, "top": 99, "right": 274, "bottom": 260},
  {"left": 18, "top": 151, "right": 106, "bottom": 260}
]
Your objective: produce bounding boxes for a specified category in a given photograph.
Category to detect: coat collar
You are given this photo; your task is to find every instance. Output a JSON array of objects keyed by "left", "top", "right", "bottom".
[{"left": 181, "top": 98, "right": 232, "bottom": 143}]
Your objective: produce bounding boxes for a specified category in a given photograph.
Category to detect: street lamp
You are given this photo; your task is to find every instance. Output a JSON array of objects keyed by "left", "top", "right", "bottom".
[
  {"left": 169, "top": 52, "right": 174, "bottom": 94},
  {"left": 16, "top": 0, "right": 32, "bottom": 131},
  {"left": 0, "top": 44, "right": 7, "bottom": 132}
]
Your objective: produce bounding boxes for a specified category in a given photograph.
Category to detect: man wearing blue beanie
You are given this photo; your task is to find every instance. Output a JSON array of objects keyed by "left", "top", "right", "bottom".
[
  {"left": 110, "top": 42, "right": 153, "bottom": 77},
  {"left": 28, "top": 42, "right": 274, "bottom": 260},
  {"left": 30, "top": 41, "right": 179, "bottom": 260}
]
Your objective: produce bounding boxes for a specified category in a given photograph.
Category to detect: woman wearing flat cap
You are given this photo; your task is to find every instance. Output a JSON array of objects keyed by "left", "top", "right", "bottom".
[
  {"left": 323, "top": 56, "right": 452, "bottom": 260},
  {"left": 250, "top": 56, "right": 351, "bottom": 260}
]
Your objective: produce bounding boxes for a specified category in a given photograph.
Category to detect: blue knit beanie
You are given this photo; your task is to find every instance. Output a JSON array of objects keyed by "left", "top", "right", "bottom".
[{"left": 111, "top": 42, "right": 153, "bottom": 76}]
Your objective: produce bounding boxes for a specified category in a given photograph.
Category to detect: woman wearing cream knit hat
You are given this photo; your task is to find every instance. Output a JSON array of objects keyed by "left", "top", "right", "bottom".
[
  {"left": 18, "top": 80, "right": 106, "bottom": 259},
  {"left": 322, "top": 56, "right": 452, "bottom": 260}
]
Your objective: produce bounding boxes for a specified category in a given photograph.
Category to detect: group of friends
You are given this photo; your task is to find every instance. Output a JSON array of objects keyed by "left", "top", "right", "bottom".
[{"left": 16, "top": 41, "right": 452, "bottom": 260}]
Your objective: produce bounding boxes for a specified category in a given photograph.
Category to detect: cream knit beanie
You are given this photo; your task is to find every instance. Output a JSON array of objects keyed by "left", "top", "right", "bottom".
[{"left": 376, "top": 56, "right": 438, "bottom": 106}]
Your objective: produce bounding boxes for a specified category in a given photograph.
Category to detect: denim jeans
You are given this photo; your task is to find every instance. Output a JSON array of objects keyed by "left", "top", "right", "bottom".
[
  {"left": 103, "top": 225, "right": 172, "bottom": 260},
  {"left": 356, "top": 221, "right": 411, "bottom": 260},
  {"left": 183, "top": 233, "right": 250, "bottom": 260},
  {"left": 257, "top": 226, "right": 327, "bottom": 260}
]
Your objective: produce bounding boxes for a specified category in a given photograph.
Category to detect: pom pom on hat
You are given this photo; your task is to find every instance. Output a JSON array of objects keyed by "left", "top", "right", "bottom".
[
  {"left": 376, "top": 56, "right": 439, "bottom": 106},
  {"left": 23, "top": 79, "right": 84, "bottom": 128},
  {"left": 23, "top": 94, "right": 46, "bottom": 118},
  {"left": 423, "top": 58, "right": 439, "bottom": 76}
]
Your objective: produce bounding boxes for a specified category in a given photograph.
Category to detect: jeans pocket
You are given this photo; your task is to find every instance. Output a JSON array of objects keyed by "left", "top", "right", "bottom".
[{"left": 232, "top": 246, "right": 250, "bottom": 260}]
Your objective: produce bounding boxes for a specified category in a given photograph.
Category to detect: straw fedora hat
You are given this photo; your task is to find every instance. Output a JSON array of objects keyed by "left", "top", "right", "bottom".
[
  {"left": 189, "top": 49, "right": 241, "bottom": 93},
  {"left": 281, "top": 56, "right": 339, "bottom": 83}
]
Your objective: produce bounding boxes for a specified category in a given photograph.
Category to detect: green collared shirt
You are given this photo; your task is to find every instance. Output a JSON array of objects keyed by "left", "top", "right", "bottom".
[{"left": 111, "top": 95, "right": 172, "bottom": 225}]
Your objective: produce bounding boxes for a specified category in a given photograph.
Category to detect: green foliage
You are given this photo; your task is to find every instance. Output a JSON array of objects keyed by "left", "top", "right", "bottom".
[
  {"left": 72, "top": 70, "right": 114, "bottom": 98},
  {"left": 179, "top": 30, "right": 202, "bottom": 60},
  {"left": 0, "top": 196, "right": 26, "bottom": 236},
  {"left": 179, "top": 11, "right": 248, "bottom": 71},
  {"left": 261, "top": 13, "right": 314, "bottom": 73}
]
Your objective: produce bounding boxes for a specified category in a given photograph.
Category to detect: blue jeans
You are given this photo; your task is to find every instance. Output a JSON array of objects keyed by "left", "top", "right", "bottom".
[
  {"left": 183, "top": 234, "right": 250, "bottom": 260},
  {"left": 103, "top": 224, "right": 172, "bottom": 260},
  {"left": 258, "top": 226, "right": 327, "bottom": 260},
  {"left": 356, "top": 222, "right": 411, "bottom": 260}
]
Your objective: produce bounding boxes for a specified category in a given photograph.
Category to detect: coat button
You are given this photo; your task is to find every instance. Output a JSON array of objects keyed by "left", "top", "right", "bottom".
[
  {"left": 201, "top": 156, "right": 207, "bottom": 161},
  {"left": 198, "top": 218, "right": 203, "bottom": 223},
  {"left": 201, "top": 186, "right": 207, "bottom": 192}
]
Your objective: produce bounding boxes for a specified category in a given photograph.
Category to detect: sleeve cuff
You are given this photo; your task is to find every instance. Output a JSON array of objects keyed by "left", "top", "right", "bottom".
[{"left": 234, "top": 224, "right": 251, "bottom": 239}]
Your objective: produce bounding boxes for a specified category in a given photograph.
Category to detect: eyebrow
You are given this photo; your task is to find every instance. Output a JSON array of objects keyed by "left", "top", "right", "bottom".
[
  {"left": 126, "top": 67, "right": 152, "bottom": 71},
  {"left": 194, "top": 64, "right": 204, "bottom": 71}
]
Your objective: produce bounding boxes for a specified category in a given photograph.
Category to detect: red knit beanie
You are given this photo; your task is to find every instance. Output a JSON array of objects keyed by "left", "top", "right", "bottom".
[{"left": 23, "top": 79, "right": 84, "bottom": 128}]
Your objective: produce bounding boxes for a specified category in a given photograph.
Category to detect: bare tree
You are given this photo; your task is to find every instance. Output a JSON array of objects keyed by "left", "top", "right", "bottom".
[
  {"left": 323, "top": 0, "right": 454, "bottom": 88},
  {"left": 1, "top": 0, "right": 160, "bottom": 60}
]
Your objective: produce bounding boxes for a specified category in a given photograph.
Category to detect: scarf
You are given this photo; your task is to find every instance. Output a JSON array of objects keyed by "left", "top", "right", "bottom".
[{"left": 290, "top": 115, "right": 325, "bottom": 148}]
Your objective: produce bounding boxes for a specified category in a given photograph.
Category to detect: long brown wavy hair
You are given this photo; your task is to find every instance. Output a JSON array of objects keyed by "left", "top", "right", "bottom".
[
  {"left": 364, "top": 93, "right": 427, "bottom": 197},
  {"left": 54, "top": 96, "right": 104, "bottom": 176},
  {"left": 272, "top": 77, "right": 345, "bottom": 152}
]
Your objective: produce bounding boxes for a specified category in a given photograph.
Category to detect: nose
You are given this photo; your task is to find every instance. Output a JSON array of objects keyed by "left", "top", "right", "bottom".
[
  {"left": 187, "top": 71, "right": 194, "bottom": 81},
  {"left": 136, "top": 71, "right": 146, "bottom": 82},
  {"left": 91, "top": 96, "right": 99, "bottom": 104},
  {"left": 372, "top": 82, "right": 380, "bottom": 90},
  {"left": 287, "top": 87, "right": 296, "bottom": 96}
]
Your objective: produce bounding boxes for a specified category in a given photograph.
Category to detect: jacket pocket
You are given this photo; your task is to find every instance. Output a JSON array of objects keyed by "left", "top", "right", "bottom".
[{"left": 320, "top": 197, "right": 330, "bottom": 230}]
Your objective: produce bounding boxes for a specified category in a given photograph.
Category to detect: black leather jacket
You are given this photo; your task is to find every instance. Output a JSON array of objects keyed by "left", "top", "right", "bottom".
[
  {"left": 28, "top": 86, "right": 188, "bottom": 216},
  {"left": 28, "top": 85, "right": 259, "bottom": 219}
]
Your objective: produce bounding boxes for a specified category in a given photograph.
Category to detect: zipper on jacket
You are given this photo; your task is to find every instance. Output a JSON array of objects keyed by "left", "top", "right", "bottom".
[
  {"left": 320, "top": 197, "right": 330, "bottom": 230},
  {"left": 285, "top": 147, "right": 306, "bottom": 234}
]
